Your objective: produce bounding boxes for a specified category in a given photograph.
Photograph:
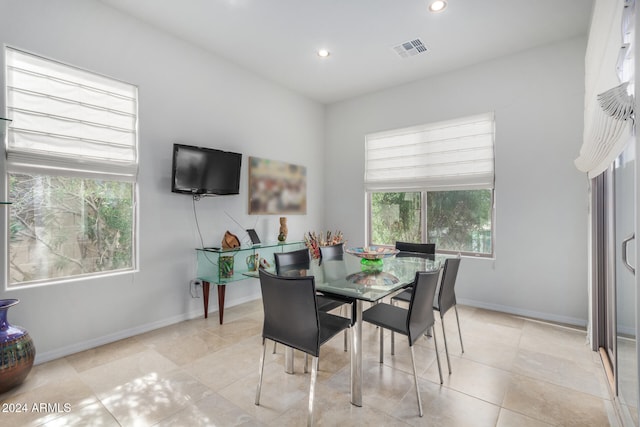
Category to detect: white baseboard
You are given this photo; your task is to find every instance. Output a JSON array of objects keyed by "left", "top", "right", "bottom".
[
  {"left": 458, "top": 297, "right": 588, "bottom": 328},
  {"left": 34, "top": 312, "right": 190, "bottom": 365},
  {"left": 35, "top": 294, "right": 260, "bottom": 365}
]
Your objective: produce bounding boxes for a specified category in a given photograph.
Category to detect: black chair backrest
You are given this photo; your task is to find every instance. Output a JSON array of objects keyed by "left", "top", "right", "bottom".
[
  {"left": 320, "top": 243, "right": 344, "bottom": 261},
  {"left": 274, "top": 248, "right": 311, "bottom": 274},
  {"left": 395, "top": 241, "right": 436, "bottom": 257},
  {"left": 258, "top": 269, "right": 321, "bottom": 356},
  {"left": 406, "top": 270, "right": 440, "bottom": 346},
  {"left": 437, "top": 257, "right": 461, "bottom": 314}
]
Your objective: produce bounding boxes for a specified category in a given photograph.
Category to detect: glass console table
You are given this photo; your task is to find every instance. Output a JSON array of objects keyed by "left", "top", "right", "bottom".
[{"left": 196, "top": 241, "right": 304, "bottom": 323}]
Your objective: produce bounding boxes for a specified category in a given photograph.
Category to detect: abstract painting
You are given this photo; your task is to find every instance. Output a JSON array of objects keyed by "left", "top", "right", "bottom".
[{"left": 248, "top": 156, "right": 307, "bottom": 214}]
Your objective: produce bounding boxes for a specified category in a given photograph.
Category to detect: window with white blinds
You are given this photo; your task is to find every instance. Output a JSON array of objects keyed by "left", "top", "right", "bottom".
[
  {"left": 365, "top": 112, "right": 495, "bottom": 191},
  {"left": 5, "top": 47, "right": 138, "bottom": 180}
]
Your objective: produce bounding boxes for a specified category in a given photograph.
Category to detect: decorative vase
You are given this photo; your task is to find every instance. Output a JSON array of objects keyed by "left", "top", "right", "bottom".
[
  {"left": 219, "top": 256, "right": 235, "bottom": 279},
  {"left": 0, "top": 299, "right": 36, "bottom": 394},
  {"left": 246, "top": 253, "right": 259, "bottom": 271},
  {"left": 277, "top": 217, "right": 288, "bottom": 242}
]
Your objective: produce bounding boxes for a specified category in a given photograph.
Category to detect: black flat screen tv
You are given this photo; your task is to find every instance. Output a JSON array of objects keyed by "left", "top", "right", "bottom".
[{"left": 171, "top": 143, "right": 242, "bottom": 195}]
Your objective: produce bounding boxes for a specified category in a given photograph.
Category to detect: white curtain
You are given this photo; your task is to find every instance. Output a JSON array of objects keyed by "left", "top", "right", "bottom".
[
  {"left": 575, "top": 0, "right": 634, "bottom": 178},
  {"left": 365, "top": 112, "right": 495, "bottom": 192}
]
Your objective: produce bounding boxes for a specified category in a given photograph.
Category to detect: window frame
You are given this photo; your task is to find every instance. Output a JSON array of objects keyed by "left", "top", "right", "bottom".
[
  {"left": 3, "top": 46, "right": 139, "bottom": 288},
  {"left": 366, "top": 189, "right": 495, "bottom": 258}
]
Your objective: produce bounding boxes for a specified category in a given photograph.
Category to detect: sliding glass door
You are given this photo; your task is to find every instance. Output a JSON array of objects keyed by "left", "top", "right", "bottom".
[
  {"left": 613, "top": 140, "right": 638, "bottom": 421},
  {"left": 596, "top": 138, "right": 638, "bottom": 425}
]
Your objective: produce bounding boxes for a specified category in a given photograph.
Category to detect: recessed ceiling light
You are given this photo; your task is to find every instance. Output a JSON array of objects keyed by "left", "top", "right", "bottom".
[
  {"left": 317, "top": 49, "right": 330, "bottom": 58},
  {"left": 428, "top": 0, "right": 447, "bottom": 13}
]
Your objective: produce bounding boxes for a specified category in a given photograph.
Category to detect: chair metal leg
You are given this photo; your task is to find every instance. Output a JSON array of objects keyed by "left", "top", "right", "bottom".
[
  {"left": 440, "top": 316, "right": 452, "bottom": 374},
  {"left": 343, "top": 305, "right": 348, "bottom": 352},
  {"left": 390, "top": 299, "right": 396, "bottom": 356},
  {"left": 308, "top": 356, "right": 319, "bottom": 427},
  {"left": 454, "top": 305, "right": 464, "bottom": 353},
  {"left": 409, "top": 345, "right": 423, "bottom": 417},
  {"left": 304, "top": 354, "right": 309, "bottom": 373},
  {"left": 391, "top": 329, "right": 395, "bottom": 355},
  {"left": 285, "top": 346, "right": 294, "bottom": 374},
  {"left": 255, "top": 338, "right": 267, "bottom": 405},
  {"left": 273, "top": 341, "right": 277, "bottom": 354},
  {"left": 431, "top": 326, "right": 443, "bottom": 384},
  {"left": 379, "top": 325, "right": 384, "bottom": 363}
]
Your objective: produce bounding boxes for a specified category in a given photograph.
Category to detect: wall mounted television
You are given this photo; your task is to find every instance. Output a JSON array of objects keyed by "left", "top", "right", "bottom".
[{"left": 171, "top": 143, "right": 242, "bottom": 195}]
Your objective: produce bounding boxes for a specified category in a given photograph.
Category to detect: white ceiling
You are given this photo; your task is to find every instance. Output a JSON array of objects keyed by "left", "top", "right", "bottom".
[{"left": 99, "top": 0, "right": 593, "bottom": 104}]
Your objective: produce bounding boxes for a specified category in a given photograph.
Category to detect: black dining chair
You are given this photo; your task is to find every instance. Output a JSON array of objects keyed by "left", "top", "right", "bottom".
[
  {"left": 432, "top": 257, "right": 463, "bottom": 373},
  {"left": 274, "top": 248, "right": 311, "bottom": 274},
  {"left": 391, "top": 257, "right": 463, "bottom": 374},
  {"left": 274, "top": 248, "right": 346, "bottom": 312},
  {"left": 395, "top": 241, "right": 436, "bottom": 257},
  {"left": 393, "top": 242, "right": 436, "bottom": 291},
  {"left": 362, "top": 270, "right": 443, "bottom": 417},
  {"left": 319, "top": 242, "right": 344, "bottom": 262},
  {"left": 272, "top": 248, "right": 350, "bottom": 353},
  {"left": 256, "top": 269, "right": 351, "bottom": 426},
  {"left": 319, "top": 243, "right": 354, "bottom": 350},
  {"left": 390, "top": 241, "right": 435, "bottom": 305},
  {"left": 390, "top": 240, "right": 436, "bottom": 306},
  {"left": 391, "top": 242, "right": 436, "bottom": 304}
]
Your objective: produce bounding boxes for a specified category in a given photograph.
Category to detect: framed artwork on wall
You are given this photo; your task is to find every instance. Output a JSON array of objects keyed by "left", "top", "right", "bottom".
[{"left": 248, "top": 156, "right": 307, "bottom": 214}]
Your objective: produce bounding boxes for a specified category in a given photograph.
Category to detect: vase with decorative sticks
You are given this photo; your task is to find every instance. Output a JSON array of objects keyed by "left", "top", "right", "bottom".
[{"left": 304, "top": 230, "right": 344, "bottom": 259}]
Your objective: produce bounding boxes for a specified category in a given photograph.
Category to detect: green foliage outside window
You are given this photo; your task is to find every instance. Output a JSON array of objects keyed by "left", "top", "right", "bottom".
[
  {"left": 371, "top": 192, "right": 421, "bottom": 245},
  {"left": 9, "top": 174, "right": 134, "bottom": 284},
  {"left": 427, "top": 190, "right": 492, "bottom": 254},
  {"left": 370, "top": 190, "right": 493, "bottom": 255}
]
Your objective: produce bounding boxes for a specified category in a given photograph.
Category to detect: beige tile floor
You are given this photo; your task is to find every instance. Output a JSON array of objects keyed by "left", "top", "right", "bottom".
[{"left": 0, "top": 300, "right": 620, "bottom": 426}]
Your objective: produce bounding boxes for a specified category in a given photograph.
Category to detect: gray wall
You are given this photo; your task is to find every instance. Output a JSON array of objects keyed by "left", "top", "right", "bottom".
[
  {"left": 324, "top": 37, "right": 589, "bottom": 325},
  {"left": 0, "top": 0, "right": 325, "bottom": 362}
]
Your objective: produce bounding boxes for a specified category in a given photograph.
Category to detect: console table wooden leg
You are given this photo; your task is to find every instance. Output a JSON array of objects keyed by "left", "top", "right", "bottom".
[
  {"left": 218, "top": 284, "right": 226, "bottom": 324},
  {"left": 202, "top": 281, "right": 210, "bottom": 319}
]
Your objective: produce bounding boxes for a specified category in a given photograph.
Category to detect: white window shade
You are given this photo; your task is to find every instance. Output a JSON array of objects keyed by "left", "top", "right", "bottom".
[
  {"left": 365, "top": 112, "right": 495, "bottom": 191},
  {"left": 5, "top": 47, "right": 138, "bottom": 180}
]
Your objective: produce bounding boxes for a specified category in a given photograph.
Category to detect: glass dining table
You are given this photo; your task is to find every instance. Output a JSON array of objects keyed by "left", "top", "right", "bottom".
[{"left": 248, "top": 252, "right": 445, "bottom": 407}]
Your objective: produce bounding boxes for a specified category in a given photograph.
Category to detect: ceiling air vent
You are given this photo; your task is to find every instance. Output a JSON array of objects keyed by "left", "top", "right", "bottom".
[{"left": 392, "top": 38, "right": 428, "bottom": 58}]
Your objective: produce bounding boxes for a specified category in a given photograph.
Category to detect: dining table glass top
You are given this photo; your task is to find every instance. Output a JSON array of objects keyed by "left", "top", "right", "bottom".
[{"left": 247, "top": 253, "right": 447, "bottom": 303}]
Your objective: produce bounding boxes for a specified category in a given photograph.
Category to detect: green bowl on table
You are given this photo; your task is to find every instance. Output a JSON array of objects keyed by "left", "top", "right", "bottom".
[{"left": 345, "top": 246, "right": 400, "bottom": 268}]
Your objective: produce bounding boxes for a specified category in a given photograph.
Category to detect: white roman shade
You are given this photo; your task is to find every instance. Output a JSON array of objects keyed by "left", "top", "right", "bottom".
[
  {"left": 365, "top": 112, "right": 495, "bottom": 191},
  {"left": 5, "top": 47, "right": 138, "bottom": 180}
]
